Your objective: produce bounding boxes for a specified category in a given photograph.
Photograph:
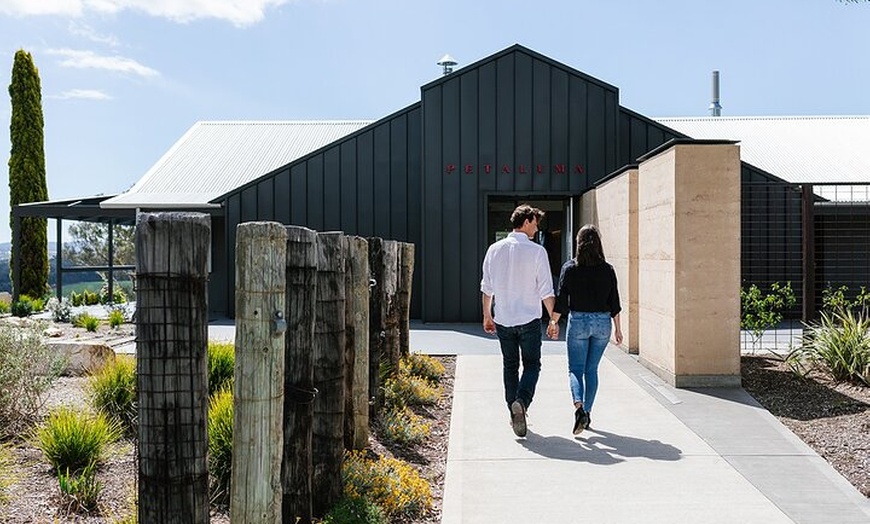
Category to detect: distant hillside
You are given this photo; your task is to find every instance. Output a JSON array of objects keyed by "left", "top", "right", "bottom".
[{"left": 0, "top": 241, "right": 58, "bottom": 260}]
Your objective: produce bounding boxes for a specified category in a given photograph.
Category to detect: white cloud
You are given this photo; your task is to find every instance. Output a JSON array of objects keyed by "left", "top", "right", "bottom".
[
  {"left": 0, "top": 0, "right": 292, "bottom": 26},
  {"left": 0, "top": 0, "right": 82, "bottom": 17},
  {"left": 68, "top": 21, "right": 120, "bottom": 47},
  {"left": 47, "top": 48, "right": 160, "bottom": 78},
  {"left": 51, "top": 88, "right": 112, "bottom": 100}
]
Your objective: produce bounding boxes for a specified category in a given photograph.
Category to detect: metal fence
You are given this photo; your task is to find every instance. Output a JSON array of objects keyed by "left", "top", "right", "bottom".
[{"left": 740, "top": 181, "right": 870, "bottom": 353}]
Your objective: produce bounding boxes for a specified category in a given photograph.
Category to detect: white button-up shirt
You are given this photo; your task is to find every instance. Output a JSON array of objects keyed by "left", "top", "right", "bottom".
[{"left": 480, "top": 231, "right": 555, "bottom": 327}]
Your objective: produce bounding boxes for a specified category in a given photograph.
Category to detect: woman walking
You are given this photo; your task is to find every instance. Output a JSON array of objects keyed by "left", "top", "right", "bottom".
[{"left": 547, "top": 224, "right": 622, "bottom": 434}]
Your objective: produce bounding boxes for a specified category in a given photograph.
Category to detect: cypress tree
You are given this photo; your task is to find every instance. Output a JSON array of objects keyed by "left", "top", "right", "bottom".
[{"left": 8, "top": 49, "right": 49, "bottom": 298}]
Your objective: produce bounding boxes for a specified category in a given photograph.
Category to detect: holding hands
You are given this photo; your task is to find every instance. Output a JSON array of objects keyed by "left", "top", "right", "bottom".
[{"left": 546, "top": 318, "right": 560, "bottom": 340}]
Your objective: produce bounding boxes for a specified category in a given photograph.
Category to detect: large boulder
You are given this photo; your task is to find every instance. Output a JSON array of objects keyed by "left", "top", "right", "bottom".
[{"left": 47, "top": 340, "right": 116, "bottom": 376}]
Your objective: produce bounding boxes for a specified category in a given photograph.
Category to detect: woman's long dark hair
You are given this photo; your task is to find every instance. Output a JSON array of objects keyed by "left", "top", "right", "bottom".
[{"left": 574, "top": 224, "right": 605, "bottom": 266}]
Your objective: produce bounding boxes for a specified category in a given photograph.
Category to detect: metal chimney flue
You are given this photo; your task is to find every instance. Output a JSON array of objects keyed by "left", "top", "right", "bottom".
[
  {"left": 437, "top": 54, "right": 458, "bottom": 76},
  {"left": 709, "top": 70, "right": 722, "bottom": 117}
]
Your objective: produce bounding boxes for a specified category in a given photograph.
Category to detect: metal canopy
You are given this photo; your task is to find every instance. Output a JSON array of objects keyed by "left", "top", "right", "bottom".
[
  {"left": 10, "top": 194, "right": 223, "bottom": 302},
  {"left": 13, "top": 195, "right": 135, "bottom": 223}
]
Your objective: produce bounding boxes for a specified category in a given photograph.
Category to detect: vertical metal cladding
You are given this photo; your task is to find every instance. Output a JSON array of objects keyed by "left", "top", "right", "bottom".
[
  {"left": 421, "top": 46, "right": 621, "bottom": 322},
  {"left": 216, "top": 45, "right": 689, "bottom": 322},
  {"left": 221, "top": 104, "right": 423, "bottom": 318}
]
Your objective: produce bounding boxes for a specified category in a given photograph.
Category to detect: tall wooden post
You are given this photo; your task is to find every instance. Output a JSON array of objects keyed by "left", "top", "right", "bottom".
[
  {"left": 382, "top": 240, "right": 401, "bottom": 374},
  {"left": 282, "top": 226, "right": 318, "bottom": 524},
  {"left": 136, "top": 212, "right": 210, "bottom": 524},
  {"left": 344, "top": 236, "right": 370, "bottom": 450},
  {"left": 397, "top": 242, "right": 415, "bottom": 358},
  {"left": 312, "top": 232, "right": 346, "bottom": 517},
  {"left": 367, "top": 237, "right": 386, "bottom": 411},
  {"left": 232, "top": 222, "right": 287, "bottom": 524}
]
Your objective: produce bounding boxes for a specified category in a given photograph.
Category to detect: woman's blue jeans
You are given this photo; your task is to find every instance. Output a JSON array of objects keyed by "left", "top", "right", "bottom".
[
  {"left": 565, "top": 312, "right": 612, "bottom": 411},
  {"left": 495, "top": 319, "right": 542, "bottom": 412}
]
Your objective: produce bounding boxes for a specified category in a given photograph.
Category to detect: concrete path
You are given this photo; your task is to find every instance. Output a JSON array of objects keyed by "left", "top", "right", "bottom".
[{"left": 409, "top": 323, "right": 870, "bottom": 524}]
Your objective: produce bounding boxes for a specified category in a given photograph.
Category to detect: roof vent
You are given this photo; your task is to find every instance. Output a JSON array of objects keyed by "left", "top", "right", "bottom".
[
  {"left": 709, "top": 70, "right": 722, "bottom": 117},
  {"left": 437, "top": 54, "right": 458, "bottom": 76}
]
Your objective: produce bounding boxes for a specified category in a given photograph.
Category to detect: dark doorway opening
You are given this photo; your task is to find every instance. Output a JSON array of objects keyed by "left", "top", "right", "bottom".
[{"left": 486, "top": 196, "right": 573, "bottom": 288}]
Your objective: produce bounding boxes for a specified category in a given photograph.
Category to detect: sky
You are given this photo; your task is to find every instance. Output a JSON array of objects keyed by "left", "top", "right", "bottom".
[{"left": 0, "top": 0, "right": 869, "bottom": 244}]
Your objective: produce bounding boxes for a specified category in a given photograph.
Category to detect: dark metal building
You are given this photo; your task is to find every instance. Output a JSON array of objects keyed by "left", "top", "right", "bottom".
[{"left": 213, "top": 45, "right": 686, "bottom": 322}]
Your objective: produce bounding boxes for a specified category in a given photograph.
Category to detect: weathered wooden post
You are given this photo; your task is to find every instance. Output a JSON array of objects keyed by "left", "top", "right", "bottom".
[
  {"left": 282, "top": 226, "right": 318, "bottom": 524},
  {"left": 232, "top": 222, "right": 287, "bottom": 524},
  {"left": 367, "top": 237, "right": 386, "bottom": 411},
  {"left": 136, "top": 212, "right": 210, "bottom": 524},
  {"left": 397, "top": 242, "right": 415, "bottom": 358},
  {"left": 344, "top": 236, "right": 370, "bottom": 450},
  {"left": 312, "top": 232, "right": 346, "bottom": 517},
  {"left": 382, "top": 240, "right": 401, "bottom": 373}
]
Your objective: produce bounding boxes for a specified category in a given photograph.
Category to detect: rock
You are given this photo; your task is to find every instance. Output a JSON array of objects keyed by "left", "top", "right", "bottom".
[
  {"left": 0, "top": 291, "right": 10, "bottom": 304},
  {"left": 43, "top": 327, "right": 64, "bottom": 338},
  {"left": 47, "top": 340, "right": 116, "bottom": 376}
]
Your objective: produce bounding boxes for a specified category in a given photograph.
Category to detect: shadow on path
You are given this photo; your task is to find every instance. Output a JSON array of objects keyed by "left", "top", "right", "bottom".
[{"left": 519, "top": 428, "right": 682, "bottom": 465}]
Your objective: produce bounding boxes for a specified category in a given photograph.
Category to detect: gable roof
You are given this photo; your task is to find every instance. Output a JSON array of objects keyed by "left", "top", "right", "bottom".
[
  {"left": 655, "top": 116, "right": 870, "bottom": 184},
  {"left": 100, "top": 120, "right": 372, "bottom": 209}
]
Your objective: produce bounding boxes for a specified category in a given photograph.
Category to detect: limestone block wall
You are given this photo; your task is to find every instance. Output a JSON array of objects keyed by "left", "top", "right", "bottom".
[
  {"left": 594, "top": 169, "right": 638, "bottom": 353},
  {"left": 637, "top": 143, "right": 741, "bottom": 387},
  {"left": 580, "top": 190, "right": 598, "bottom": 227}
]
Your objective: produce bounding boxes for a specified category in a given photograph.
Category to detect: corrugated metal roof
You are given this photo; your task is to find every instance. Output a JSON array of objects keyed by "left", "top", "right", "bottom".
[
  {"left": 101, "top": 120, "right": 372, "bottom": 208},
  {"left": 655, "top": 116, "right": 870, "bottom": 184}
]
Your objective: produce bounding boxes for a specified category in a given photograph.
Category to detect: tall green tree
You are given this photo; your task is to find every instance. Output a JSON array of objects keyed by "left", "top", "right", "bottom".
[{"left": 8, "top": 49, "right": 49, "bottom": 298}]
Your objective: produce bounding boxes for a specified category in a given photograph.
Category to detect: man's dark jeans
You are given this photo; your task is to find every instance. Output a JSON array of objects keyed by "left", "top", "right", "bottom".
[{"left": 495, "top": 319, "right": 542, "bottom": 412}]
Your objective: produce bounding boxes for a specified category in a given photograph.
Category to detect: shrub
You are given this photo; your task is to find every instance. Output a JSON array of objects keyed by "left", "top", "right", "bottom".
[
  {"left": 58, "top": 461, "right": 102, "bottom": 513},
  {"left": 34, "top": 407, "right": 122, "bottom": 473},
  {"left": 73, "top": 312, "right": 100, "bottom": 332},
  {"left": 0, "top": 444, "right": 17, "bottom": 505},
  {"left": 99, "top": 283, "right": 127, "bottom": 305},
  {"left": 84, "top": 289, "right": 100, "bottom": 306},
  {"left": 207, "top": 387, "right": 234, "bottom": 503},
  {"left": 10, "top": 299, "right": 33, "bottom": 318},
  {"left": 47, "top": 296, "right": 73, "bottom": 323},
  {"left": 323, "top": 496, "right": 387, "bottom": 524},
  {"left": 400, "top": 353, "right": 445, "bottom": 383},
  {"left": 108, "top": 309, "right": 126, "bottom": 329},
  {"left": 0, "top": 301, "right": 9, "bottom": 314},
  {"left": 208, "top": 342, "right": 235, "bottom": 396},
  {"left": 380, "top": 406, "right": 431, "bottom": 445},
  {"left": 88, "top": 356, "right": 137, "bottom": 435},
  {"left": 0, "top": 323, "right": 67, "bottom": 438},
  {"left": 740, "top": 282, "right": 796, "bottom": 350},
  {"left": 788, "top": 309, "right": 870, "bottom": 385},
  {"left": 70, "top": 291, "right": 84, "bottom": 307},
  {"left": 383, "top": 374, "right": 440, "bottom": 409},
  {"left": 822, "top": 284, "right": 870, "bottom": 316},
  {"left": 342, "top": 450, "right": 432, "bottom": 518}
]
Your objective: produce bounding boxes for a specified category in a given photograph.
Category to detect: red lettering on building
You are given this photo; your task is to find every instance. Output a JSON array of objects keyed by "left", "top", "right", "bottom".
[{"left": 444, "top": 162, "right": 585, "bottom": 175}]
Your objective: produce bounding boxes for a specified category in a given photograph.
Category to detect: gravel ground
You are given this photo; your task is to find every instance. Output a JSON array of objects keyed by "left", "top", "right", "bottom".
[
  {"left": 741, "top": 355, "right": 870, "bottom": 498},
  {"left": 0, "top": 321, "right": 454, "bottom": 524}
]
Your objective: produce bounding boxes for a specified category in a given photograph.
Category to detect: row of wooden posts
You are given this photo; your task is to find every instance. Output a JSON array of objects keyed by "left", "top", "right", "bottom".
[{"left": 135, "top": 213, "right": 415, "bottom": 524}]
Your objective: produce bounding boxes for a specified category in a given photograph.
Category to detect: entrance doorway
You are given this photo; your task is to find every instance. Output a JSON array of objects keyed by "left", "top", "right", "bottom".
[{"left": 486, "top": 196, "right": 573, "bottom": 285}]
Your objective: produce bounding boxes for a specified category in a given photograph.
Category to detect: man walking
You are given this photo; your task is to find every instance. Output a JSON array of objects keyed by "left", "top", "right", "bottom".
[{"left": 481, "top": 204, "right": 556, "bottom": 437}]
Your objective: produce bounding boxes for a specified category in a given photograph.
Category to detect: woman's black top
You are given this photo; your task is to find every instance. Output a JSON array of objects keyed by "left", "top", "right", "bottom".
[{"left": 554, "top": 260, "right": 622, "bottom": 318}]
